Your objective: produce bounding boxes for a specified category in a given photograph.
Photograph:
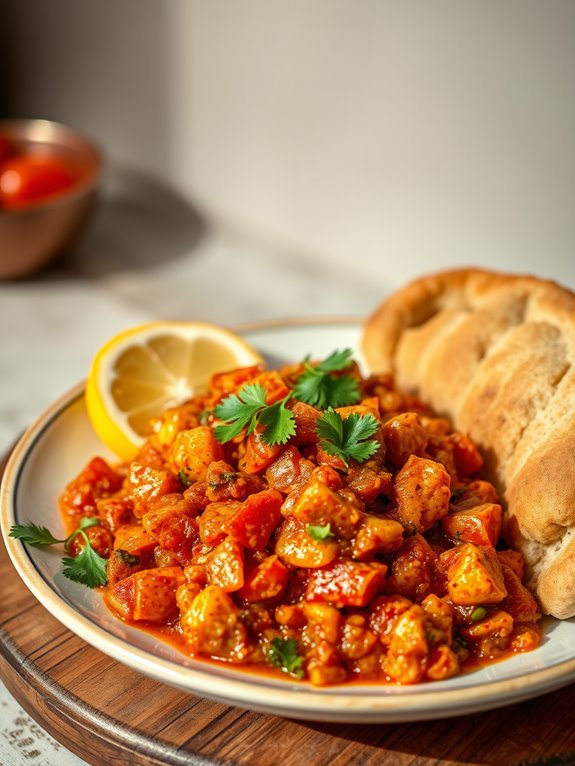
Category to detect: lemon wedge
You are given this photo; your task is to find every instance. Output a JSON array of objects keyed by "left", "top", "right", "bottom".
[{"left": 85, "top": 321, "right": 264, "bottom": 460}]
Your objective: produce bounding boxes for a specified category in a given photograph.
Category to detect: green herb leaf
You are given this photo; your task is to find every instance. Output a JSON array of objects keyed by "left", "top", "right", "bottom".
[
  {"left": 267, "top": 637, "right": 304, "bottom": 678},
  {"left": 9, "top": 523, "right": 64, "bottom": 547},
  {"left": 64, "top": 516, "right": 101, "bottom": 551},
  {"left": 214, "top": 384, "right": 295, "bottom": 446},
  {"left": 470, "top": 606, "right": 487, "bottom": 622},
  {"left": 306, "top": 522, "right": 335, "bottom": 541},
  {"left": 258, "top": 399, "right": 296, "bottom": 446},
  {"left": 316, "top": 408, "right": 379, "bottom": 466},
  {"left": 117, "top": 549, "right": 140, "bottom": 566},
  {"left": 178, "top": 468, "right": 193, "bottom": 487},
  {"left": 213, "top": 383, "right": 269, "bottom": 443},
  {"left": 11, "top": 519, "right": 108, "bottom": 589},
  {"left": 315, "top": 348, "right": 355, "bottom": 373},
  {"left": 292, "top": 349, "right": 360, "bottom": 408},
  {"left": 61, "top": 533, "right": 108, "bottom": 588}
]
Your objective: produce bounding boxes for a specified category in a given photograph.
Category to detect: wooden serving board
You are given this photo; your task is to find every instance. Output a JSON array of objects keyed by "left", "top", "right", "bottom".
[{"left": 1, "top": 450, "right": 575, "bottom": 766}]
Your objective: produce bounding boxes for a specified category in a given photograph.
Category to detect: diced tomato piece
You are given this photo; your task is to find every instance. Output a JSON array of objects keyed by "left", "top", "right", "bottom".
[
  {"left": 112, "top": 523, "right": 157, "bottom": 555},
  {"left": 207, "top": 538, "right": 245, "bottom": 592},
  {"left": 226, "top": 489, "right": 283, "bottom": 550},
  {"left": 238, "top": 428, "right": 284, "bottom": 474},
  {"left": 198, "top": 501, "right": 239, "bottom": 546},
  {"left": 305, "top": 559, "right": 387, "bottom": 608},
  {"left": 128, "top": 462, "right": 181, "bottom": 517},
  {"left": 97, "top": 496, "right": 134, "bottom": 533},
  {"left": 449, "top": 432, "right": 484, "bottom": 476},
  {"left": 142, "top": 497, "right": 198, "bottom": 554},
  {"left": 59, "top": 457, "right": 124, "bottom": 529},
  {"left": 238, "top": 554, "right": 289, "bottom": 602},
  {"left": 107, "top": 566, "right": 185, "bottom": 622},
  {"left": 441, "top": 503, "right": 502, "bottom": 546},
  {"left": 253, "top": 370, "right": 290, "bottom": 404},
  {"left": 209, "top": 365, "right": 263, "bottom": 401}
]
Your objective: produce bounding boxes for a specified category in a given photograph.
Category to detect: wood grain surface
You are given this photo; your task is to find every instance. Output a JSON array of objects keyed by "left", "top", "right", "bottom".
[{"left": 1, "top": 449, "right": 575, "bottom": 766}]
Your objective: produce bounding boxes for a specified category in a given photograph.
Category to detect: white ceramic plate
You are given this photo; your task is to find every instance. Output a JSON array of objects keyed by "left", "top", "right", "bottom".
[{"left": 2, "top": 319, "right": 575, "bottom": 723}]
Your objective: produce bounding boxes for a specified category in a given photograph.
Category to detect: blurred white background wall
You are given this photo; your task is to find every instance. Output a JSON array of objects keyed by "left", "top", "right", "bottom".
[{"left": 4, "top": 0, "right": 574, "bottom": 291}]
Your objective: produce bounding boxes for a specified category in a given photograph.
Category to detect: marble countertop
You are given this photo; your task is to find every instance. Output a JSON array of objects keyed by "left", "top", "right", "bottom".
[{"left": 0, "top": 176, "right": 387, "bottom": 765}]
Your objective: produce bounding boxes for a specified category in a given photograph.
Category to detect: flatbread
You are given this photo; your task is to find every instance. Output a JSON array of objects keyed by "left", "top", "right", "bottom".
[{"left": 361, "top": 268, "right": 575, "bottom": 619}]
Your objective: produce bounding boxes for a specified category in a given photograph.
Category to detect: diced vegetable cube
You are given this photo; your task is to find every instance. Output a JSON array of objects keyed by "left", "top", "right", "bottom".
[
  {"left": 275, "top": 516, "right": 339, "bottom": 568},
  {"left": 305, "top": 559, "right": 387, "bottom": 608},
  {"left": 290, "top": 479, "right": 363, "bottom": 540},
  {"left": 128, "top": 462, "right": 181, "bottom": 517},
  {"left": 441, "top": 544, "right": 507, "bottom": 606},
  {"left": 222, "top": 489, "right": 283, "bottom": 550},
  {"left": 179, "top": 585, "right": 250, "bottom": 662},
  {"left": 169, "top": 426, "right": 224, "bottom": 483},
  {"left": 393, "top": 454, "right": 451, "bottom": 533},
  {"left": 352, "top": 515, "right": 404, "bottom": 559},
  {"left": 238, "top": 554, "right": 289, "bottom": 602},
  {"left": 441, "top": 502, "right": 502, "bottom": 546},
  {"left": 206, "top": 538, "right": 245, "bottom": 592}
]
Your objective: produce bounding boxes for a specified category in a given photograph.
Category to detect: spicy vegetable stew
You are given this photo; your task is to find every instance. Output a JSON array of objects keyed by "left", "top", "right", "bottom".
[{"left": 58, "top": 351, "right": 542, "bottom": 685}]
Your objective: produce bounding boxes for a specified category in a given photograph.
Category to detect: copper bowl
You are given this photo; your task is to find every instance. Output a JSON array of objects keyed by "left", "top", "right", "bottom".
[{"left": 0, "top": 119, "right": 103, "bottom": 279}]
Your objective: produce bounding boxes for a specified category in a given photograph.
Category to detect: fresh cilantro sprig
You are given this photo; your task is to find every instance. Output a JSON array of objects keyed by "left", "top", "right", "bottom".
[
  {"left": 306, "top": 523, "right": 335, "bottom": 541},
  {"left": 267, "top": 637, "right": 304, "bottom": 678},
  {"left": 213, "top": 349, "right": 362, "bottom": 447},
  {"left": 213, "top": 383, "right": 296, "bottom": 446},
  {"left": 9, "top": 523, "right": 63, "bottom": 547},
  {"left": 10, "top": 516, "right": 108, "bottom": 588},
  {"left": 316, "top": 408, "right": 379, "bottom": 466},
  {"left": 292, "top": 349, "right": 360, "bottom": 409}
]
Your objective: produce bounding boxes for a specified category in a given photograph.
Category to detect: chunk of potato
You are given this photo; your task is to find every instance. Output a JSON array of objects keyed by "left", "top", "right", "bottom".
[
  {"left": 169, "top": 426, "right": 224, "bottom": 483},
  {"left": 441, "top": 544, "right": 507, "bottom": 606},
  {"left": 178, "top": 584, "right": 250, "bottom": 662}
]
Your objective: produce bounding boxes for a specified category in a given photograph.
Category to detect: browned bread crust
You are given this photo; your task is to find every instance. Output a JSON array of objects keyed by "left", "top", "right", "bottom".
[{"left": 361, "top": 268, "right": 575, "bottom": 618}]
